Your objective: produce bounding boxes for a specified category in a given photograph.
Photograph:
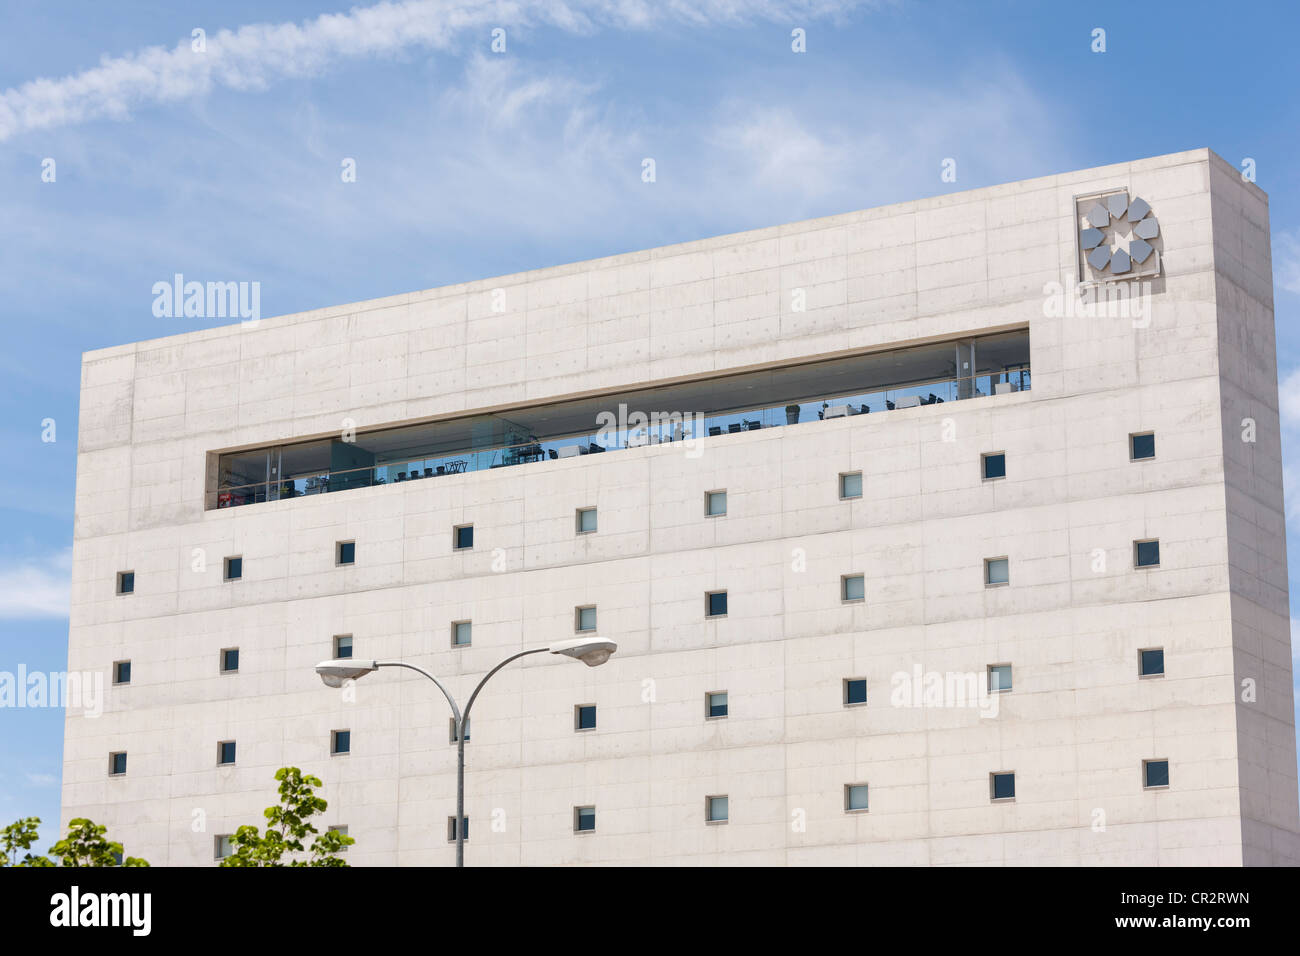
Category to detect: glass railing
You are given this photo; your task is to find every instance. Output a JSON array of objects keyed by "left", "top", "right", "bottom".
[{"left": 209, "top": 367, "right": 1029, "bottom": 509}]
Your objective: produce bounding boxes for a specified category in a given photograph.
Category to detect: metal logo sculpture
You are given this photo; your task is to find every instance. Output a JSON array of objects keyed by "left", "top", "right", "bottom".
[{"left": 1077, "top": 191, "right": 1160, "bottom": 282}]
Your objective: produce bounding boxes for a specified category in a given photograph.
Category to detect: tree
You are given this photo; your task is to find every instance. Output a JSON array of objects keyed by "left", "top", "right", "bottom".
[
  {"left": 49, "top": 818, "right": 149, "bottom": 867},
  {"left": 1, "top": 816, "right": 147, "bottom": 867},
  {"left": 1, "top": 817, "right": 52, "bottom": 867},
  {"left": 221, "top": 767, "right": 354, "bottom": 867}
]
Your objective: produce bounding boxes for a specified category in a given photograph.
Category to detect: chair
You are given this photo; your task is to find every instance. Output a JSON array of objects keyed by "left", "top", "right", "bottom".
[
  {"left": 397, "top": 472, "right": 406, "bottom": 481},
  {"left": 859, "top": 405, "right": 869, "bottom": 414},
  {"left": 425, "top": 468, "right": 434, "bottom": 477},
  {"left": 708, "top": 426, "right": 722, "bottom": 437},
  {"left": 436, "top": 466, "right": 446, "bottom": 476},
  {"left": 746, "top": 420, "right": 760, "bottom": 430},
  {"left": 728, "top": 423, "right": 742, "bottom": 434}
]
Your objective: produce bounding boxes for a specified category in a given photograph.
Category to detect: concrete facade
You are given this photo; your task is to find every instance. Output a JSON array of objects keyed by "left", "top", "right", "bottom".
[{"left": 62, "top": 148, "right": 1300, "bottom": 865}]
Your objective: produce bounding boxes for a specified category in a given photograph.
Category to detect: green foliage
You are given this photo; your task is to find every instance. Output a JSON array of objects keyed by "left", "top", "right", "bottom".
[
  {"left": 1, "top": 817, "right": 52, "bottom": 867},
  {"left": 49, "top": 818, "right": 149, "bottom": 867},
  {"left": 1, "top": 816, "right": 146, "bottom": 867},
  {"left": 220, "top": 767, "right": 354, "bottom": 867}
]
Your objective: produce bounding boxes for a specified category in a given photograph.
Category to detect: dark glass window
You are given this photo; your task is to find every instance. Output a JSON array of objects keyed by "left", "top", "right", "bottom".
[
  {"left": 110, "top": 752, "right": 127, "bottom": 775},
  {"left": 576, "top": 705, "right": 596, "bottom": 731},
  {"left": 1131, "top": 433, "right": 1156, "bottom": 460},
  {"left": 225, "top": 556, "right": 242, "bottom": 580},
  {"left": 992, "top": 772, "right": 1015, "bottom": 800},
  {"left": 845, "top": 679, "right": 867, "bottom": 706},
  {"left": 455, "top": 525, "right": 474, "bottom": 550},
  {"left": 219, "top": 741, "right": 236, "bottom": 765},
  {"left": 332, "top": 730, "right": 351, "bottom": 754},
  {"left": 1135, "top": 540, "right": 1161, "bottom": 568},
  {"left": 707, "top": 692, "right": 728, "bottom": 718},
  {"left": 114, "top": 661, "right": 131, "bottom": 684},
  {"left": 575, "top": 807, "right": 596, "bottom": 832},
  {"left": 1140, "top": 649, "right": 1164, "bottom": 677},
  {"left": 447, "top": 817, "right": 468, "bottom": 842},
  {"left": 1144, "top": 760, "right": 1169, "bottom": 788},
  {"left": 707, "top": 591, "right": 728, "bottom": 617},
  {"left": 335, "top": 635, "right": 353, "bottom": 659},
  {"left": 117, "top": 572, "right": 134, "bottom": 595},
  {"left": 982, "top": 453, "right": 1006, "bottom": 479},
  {"left": 337, "top": 541, "right": 355, "bottom": 565},
  {"left": 222, "top": 649, "right": 239, "bottom": 672}
]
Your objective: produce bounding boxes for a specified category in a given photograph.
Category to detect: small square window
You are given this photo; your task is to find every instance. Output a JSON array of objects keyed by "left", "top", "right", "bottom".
[
  {"left": 113, "top": 660, "right": 131, "bottom": 685},
  {"left": 454, "top": 525, "right": 474, "bottom": 550},
  {"left": 706, "top": 691, "right": 728, "bottom": 719},
  {"left": 576, "top": 508, "right": 598, "bottom": 534},
  {"left": 839, "top": 472, "right": 863, "bottom": 500},
  {"left": 706, "top": 491, "right": 727, "bottom": 517},
  {"left": 218, "top": 741, "right": 236, "bottom": 765},
  {"left": 1135, "top": 539, "right": 1160, "bottom": 568},
  {"left": 449, "top": 717, "right": 470, "bottom": 743},
  {"left": 334, "top": 635, "right": 353, "bottom": 659},
  {"left": 842, "top": 574, "right": 865, "bottom": 603},
  {"left": 706, "top": 590, "right": 728, "bottom": 618},
  {"left": 988, "top": 664, "right": 1012, "bottom": 693},
  {"left": 214, "top": 835, "right": 233, "bottom": 860},
  {"left": 985, "top": 557, "right": 1009, "bottom": 587},
  {"left": 336, "top": 541, "right": 355, "bottom": 565},
  {"left": 574, "top": 806, "right": 596, "bottom": 833},
  {"left": 1130, "top": 432, "right": 1156, "bottom": 461},
  {"left": 844, "top": 678, "right": 867, "bottom": 706},
  {"left": 575, "top": 704, "right": 597, "bottom": 731},
  {"left": 1139, "top": 648, "right": 1165, "bottom": 678},
  {"left": 1143, "top": 759, "right": 1169, "bottom": 789},
  {"left": 224, "top": 556, "right": 242, "bottom": 581},
  {"left": 447, "top": 816, "right": 469, "bottom": 842},
  {"left": 331, "top": 730, "right": 350, "bottom": 755},
  {"left": 327, "top": 825, "right": 349, "bottom": 851},
  {"left": 844, "top": 784, "right": 869, "bottom": 812},
  {"left": 982, "top": 453, "right": 1006, "bottom": 480},
  {"left": 221, "top": 648, "right": 239, "bottom": 673},
  {"left": 109, "top": 752, "right": 127, "bottom": 776},
  {"left": 117, "top": 571, "right": 134, "bottom": 595},
  {"left": 706, "top": 795, "right": 729, "bottom": 824},
  {"left": 575, "top": 606, "right": 597, "bottom": 632},
  {"left": 452, "top": 621, "right": 472, "bottom": 647},
  {"left": 991, "top": 771, "right": 1015, "bottom": 801}
]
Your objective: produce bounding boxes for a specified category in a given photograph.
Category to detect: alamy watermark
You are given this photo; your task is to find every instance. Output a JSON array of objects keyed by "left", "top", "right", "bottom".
[
  {"left": 0, "top": 666, "right": 103, "bottom": 717},
  {"left": 152, "top": 273, "right": 261, "bottom": 325}
]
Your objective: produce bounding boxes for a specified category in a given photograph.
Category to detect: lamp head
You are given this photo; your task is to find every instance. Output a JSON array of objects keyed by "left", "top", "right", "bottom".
[
  {"left": 547, "top": 638, "right": 617, "bottom": 667},
  {"left": 315, "top": 659, "right": 378, "bottom": 687}
]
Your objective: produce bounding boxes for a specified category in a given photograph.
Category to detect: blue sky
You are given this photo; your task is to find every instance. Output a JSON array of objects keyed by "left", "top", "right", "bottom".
[{"left": 2, "top": 0, "right": 1299, "bottom": 854}]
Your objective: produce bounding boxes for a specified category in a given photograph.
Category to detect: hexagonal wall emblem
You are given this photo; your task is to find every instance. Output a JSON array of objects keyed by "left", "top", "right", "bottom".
[{"left": 1076, "top": 190, "right": 1160, "bottom": 282}]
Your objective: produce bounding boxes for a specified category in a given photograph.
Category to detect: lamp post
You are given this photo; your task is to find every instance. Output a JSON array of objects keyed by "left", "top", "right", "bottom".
[{"left": 315, "top": 637, "right": 617, "bottom": 867}]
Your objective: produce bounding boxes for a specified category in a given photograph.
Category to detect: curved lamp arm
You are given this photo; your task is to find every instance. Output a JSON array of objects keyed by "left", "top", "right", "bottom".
[
  {"left": 462, "top": 648, "right": 550, "bottom": 723},
  {"left": 374, "top": 660, "right": 463, "bottom": 726}
]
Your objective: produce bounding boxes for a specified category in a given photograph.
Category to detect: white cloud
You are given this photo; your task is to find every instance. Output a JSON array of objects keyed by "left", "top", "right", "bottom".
[
  {"left": 25, "top": 773, "right": 58, "bottom": 788},
  {"left": 0, "top": 0, "right": 877, "bottom": 142},
  {"left": 1281, "top": 366, "right": 1300, "bottom": 430},
  {"left": 0, "top": 549, "right": 71, "bottom": 619},
  {"left": 1275, "top": 231, "right": 1300, "bottom": 297}
]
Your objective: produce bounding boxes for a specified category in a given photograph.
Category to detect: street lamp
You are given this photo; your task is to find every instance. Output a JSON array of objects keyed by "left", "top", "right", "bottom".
[{"left": 314, "top": 637, "right": 617, "bottom": 866}]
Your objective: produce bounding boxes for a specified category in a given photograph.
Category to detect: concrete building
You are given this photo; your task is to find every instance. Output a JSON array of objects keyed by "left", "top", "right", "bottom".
[{"left": 62, "top": 148, "right": 1299, "bottom": 865}]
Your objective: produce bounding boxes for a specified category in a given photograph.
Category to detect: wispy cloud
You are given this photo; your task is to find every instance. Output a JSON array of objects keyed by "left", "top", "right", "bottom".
[
  {"left": 0, "top": 0, "right": 876, "bottom": 142},
  {"left": 1276, "top": 230, "right": 1300, "bottom": 297},
  {"left": 25, "top": 772, "right": 58, "bottom": 788},
  {"left": 0, "top": 549, "right": 71, "bottom": 619}
]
